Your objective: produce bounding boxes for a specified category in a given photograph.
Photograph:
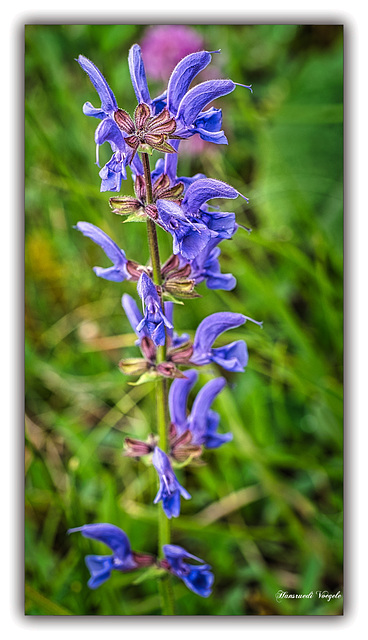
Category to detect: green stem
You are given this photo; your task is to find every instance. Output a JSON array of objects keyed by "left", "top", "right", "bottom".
[{"left": 141, "top": 152, "right": 175, "bottom": 615}]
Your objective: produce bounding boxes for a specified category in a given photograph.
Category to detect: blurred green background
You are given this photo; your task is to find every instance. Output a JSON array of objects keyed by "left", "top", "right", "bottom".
[{"left": 25, "top": 24, "right": 343, "bottom": 616}]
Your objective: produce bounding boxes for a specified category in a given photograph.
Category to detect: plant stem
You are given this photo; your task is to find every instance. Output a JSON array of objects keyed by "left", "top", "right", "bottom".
[{"left": 141, "top": 152, "right": 175, "bottom": 615}]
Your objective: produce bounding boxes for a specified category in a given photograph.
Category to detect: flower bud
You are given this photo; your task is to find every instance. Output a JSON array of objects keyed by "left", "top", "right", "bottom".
[
  {"left": 161, "top": 254, "right": 180, "bottom": 276},
  {"left": 156, "top": 361, "right": 187, "bottom": 379},
  {"left": 118, "top": 358, "right": 150, "bottom": 376},
  {"left": 169, "top": 342, "right": 194, "bottom": 364},
  {"left": 134, "top": 175, "right": 146, "bottom": 201},
  {"left": 140, "top": 336, "right": 157, "bottom": 362},
  {"left": 164, "top": 278, "right": 199, "bottom": 299},
  {"left": 165, "top": 264, "right": 192, "bottom": 280},
  {"left": 124, "top": 434, "right": 157, "bottom": 457},
  {"left": 126, "top": 261, "right": 150, "bottom": 281},
  {"left": 109, "top": 196, "right": 143, "bottom": 215},
  {"left": 145, "top": 204, "right": 158, "bottom": 220}
]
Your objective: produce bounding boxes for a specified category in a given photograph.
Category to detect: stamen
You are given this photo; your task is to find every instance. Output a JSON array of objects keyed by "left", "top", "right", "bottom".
[
  {"left": 235, "top": 82, "right": 253, "bottom": 93},
  {"left": 244, "top": 316, "right": 263, "bottom": 328}
]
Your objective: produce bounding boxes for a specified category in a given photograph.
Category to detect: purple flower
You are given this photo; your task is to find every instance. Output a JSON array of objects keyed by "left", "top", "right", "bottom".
[
  {"left": 191, "top": 312, "right": 262, "bottom": 372},
  {"left": 180, "top": 237, "right": 237, "bottom": 291},
  {"left": 165, "top": 50, "right": 251, "bottom": 144},
  {"left": 122, "top": 292, "right": 149, "bottom": 344},
  {"left": 77, "top": 55, "right": 143, "bottom": 192},
  {"left": 169, "top": 370, "right": 232, "bottom": 449},
  {"left": 75, "top": 221, "right": 131, "bottom": 282},
  {"left": 163, "top": 544, "right": 214, "bottom": 597},
  {"left": 152, "top": 447, "right": 191, "bottom": 518},
  {"left": 136, "top": 273, "right": 173, "bottom": 346},
  {"left": 155, "top": 199, "right": 216, "bottom": 260},
  {"left": 141, "top": 25, "right": 205, "bottom": 81},
  {"left": 67, "top": 524, "right": 138, "bottom": 589},
  {"left": 156, "top": 178, "right": 244, "bottom": 260}
]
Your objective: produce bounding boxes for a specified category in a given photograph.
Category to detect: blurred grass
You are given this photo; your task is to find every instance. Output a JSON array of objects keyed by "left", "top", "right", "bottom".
[{"left": 25, "top": 24, "right": 343, "bottom": 615}]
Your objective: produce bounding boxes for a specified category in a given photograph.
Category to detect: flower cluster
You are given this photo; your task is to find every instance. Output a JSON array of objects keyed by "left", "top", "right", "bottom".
[{"left": 70, "top": 41, "right": 260, "bottom": 606}]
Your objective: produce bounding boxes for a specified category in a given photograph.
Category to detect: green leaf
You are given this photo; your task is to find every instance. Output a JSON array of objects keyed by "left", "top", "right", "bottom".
[
  {"left": 162, "top": 292, "right": 184, "bottom": 305},
  {"left": 128, "top": 370, "right": 159, "bottom": 386},
  {"left": 122, "top": 214, "right": 147, "bottom": 224}
]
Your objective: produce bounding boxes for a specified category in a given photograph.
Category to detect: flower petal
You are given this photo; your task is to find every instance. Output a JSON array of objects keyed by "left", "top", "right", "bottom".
[
  {"left": 167, "top": 51, "right": 213, "bottom": 115},
  {"left": 122, "top": 293, "right": 149, "bottom": 341},
  {"left": 67, "top": 523, "right": 132, "bottom": 562},
  {"left": 94, "top": 118, "right": 126, "bottom": 152},
  {"left": 182, "top": 178, "right": 239, "bottom": 215},
  {"left": 128, "top": 44, "right": 151, "bottom": 105},
  {"left": 84, "top": 555, "right": 114, "bottom": 589},
  {"left": 193, "top": 312, "right": 246, "bottom": 357},
  {"left": 75, "top": 222, "right": 129, "bottom": 281},
  {"left": 77, "top": 55, "right": 118, "bottom": 115},
  {"left": 189, "top": 377, "right": 226, "bottom": 443},
  {"left": 211, "top": 341, "right": 249, "bottom": 372},
  {"left": 169, "top": 369, "right": 198, "bottom": 432},
  {"left": 82, "top": 101, "right": 106, "bottom": 119},
  {"left": 176, "top": 79, "right": 235, "bottom": 127}
]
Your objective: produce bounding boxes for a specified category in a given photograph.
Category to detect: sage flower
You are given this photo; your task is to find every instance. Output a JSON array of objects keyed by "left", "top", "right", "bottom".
[
  {"left": 155, "top": 199, "right": 216, "bottom": 260},
  {"left": 156, "top": 177, "right": 244, "bottom": 260},
  {"left": 67, "top": 524, "right": 153, "bottom": 588},
  {"left": 75, "top": 221, "right": 132, "bottom": 282},
  {"left": 169, "top": 370, "right": 232, "bottom": 449},
  {"left": 77, "top": 55, "right": 143, "bottom": 192},
  {"left": 191, "top": 312, "right": 262, "bottom": 372},
  {"left": 152, "top": 447, "right": 191, "bottom": 518},
  {"left": 162, "top": 544, "right": 214, "bottom": 597},
  {"left": 136, "top": 273, "right": 173, "bottom": 346}
]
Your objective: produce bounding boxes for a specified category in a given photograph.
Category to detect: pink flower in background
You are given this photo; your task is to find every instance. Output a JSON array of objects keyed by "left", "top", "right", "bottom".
[{"left": 141, "top": 25, "right": 205, "bottom": 81}]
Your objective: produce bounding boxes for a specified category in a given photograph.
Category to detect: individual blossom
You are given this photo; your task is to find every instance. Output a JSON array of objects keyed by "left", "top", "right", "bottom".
[
  {"left": 67, "top": 523, "right": 154, "bottom": 588},
  {"left": 154, "top": 199, "right": 216, "bottom": 260},
  {"left": 152, "top": 447, "right": 191, "bottom": 518},
  {"left": 191, "top": 312, "right": 262, "bottom": 372},
  {"left": 162, "top": 544, "right": 214, "bottom": 597},
  {"left": 136, "top": 273, "right": 173, "bottom": 347},
  {"left": 74, "top": 221, "right": 143, "bottom": 282},
  {"left": 122, "top": 292, "right": 150, "bottom": 345},
  {"left": 155, "top": 177, "right": 244, "bottom": 260},
  {"left": 121, "top": 294, "right": 189, "bottom": 375},
  {"left": 77, "top": 55, "right": 143, "bottom": 192},
  {"left": 169, "top": 370, "right": 232, "bottom": 454},
  {"left": 164, "top": 49, "right": 251, "bottom": 144}
]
